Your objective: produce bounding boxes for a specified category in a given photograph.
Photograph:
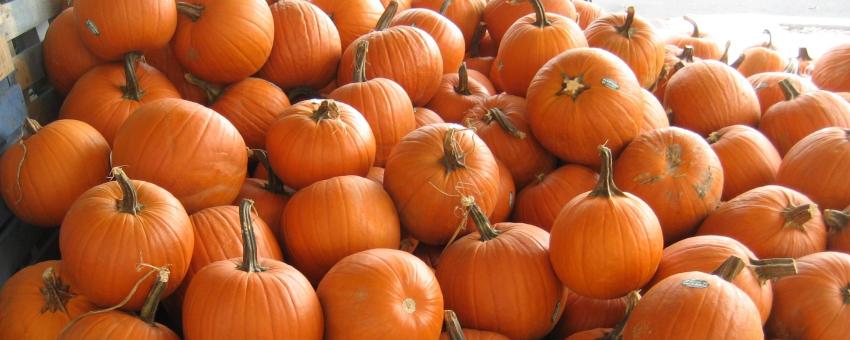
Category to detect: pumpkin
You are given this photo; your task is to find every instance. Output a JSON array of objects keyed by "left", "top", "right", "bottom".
[
  {"left": 622, "top": 256, "right": 765, "bottom": 339},
  {"left": 664, "top": 60, "right": 761, "bottom": 136},
  {"left": 383, "top": 124, "right": 500, "bottom": 245},
  {"left": 795, "top": 47, "right": 814, "bottom": 76},
  {"left": 491, "top": 0, "right": 587, "bottom": 97},
  {"left": 436, "top": 200, "right": 566, "bottom": 339},
  {"left": 411, "top": 0, "right": 486, "bottom": 47},
  {"left": 613, "top": 127, "right": 724, "bottom": 243},
  {"left": 483, "top": 0, "right": 577, "bottom": 45},
  {"left": 512, "top": 164, "right": 598, "bottom": 232},
  {"left": 665, "top": 16, "right": 723, "bottom": 60},
  {"left": 427, "top": 63, "right": 490, "bottom": 123},
  {"left": 561, "top": 292, "right": 639, "bottom": 340},
  {"left": 464, "top": 22, "right": 495, "bottom": 75},
  {"left": 186, "top": 75, "right": 291, "bottom": 149},
  {"left": 550, "top": 146, "right": 664, "bottom": 299},
  {"left": 463, "top": 93, "right": 557, "bottom": 188},
  {"left": 112, "top": 98, "right": 247, "bottom": 213},
  {"left": 266, "top": 99, "right": 376, "bottom": 189},
  {"left": 392, "top": 5, "right": 466, "bottom": 74},
  {"left": 337, "top": 1, "right": 443, "bottom": 106},
  {"left": 585, "top": 6, "right": 666, "bottom": 89},
  {"left": 573, "top": 0, "right": 606, "bottom": 30},
  {"left": 235, "top": 150, "right": 292, "bottom": 241},
  {"left": 550, "top": 290, "right": 629, "bottom": 339},
  {"left": 413, "top": 242, "right": 443, "bottom": 268},
  {"left": 466, "top": 69, "right": 496, "bottom": 95},
  {"left": 173, "top": 0, "right": 273, "bottom": 83},
  {"left": 0, "top": 119, "right": 110, "bottom": 227},
  {"left": 824, "top": 207, "right": 850, "bottom": 253},
  {"left": 777, "top": 127, "right": 850, "bottom": 210},
  {"left": 760, "top": 78, "right": 850, "bottom": 156},
  {"left": 707, "top": 125, "right": 781, "bottom": 200},
  {"left": 74, "top": 0, "right": 177, "bottom": 60},
  {"left": 282, "top": 175, "right": 401, "bottom": 284},
  {"left": 144, "top": 44, "right": 210, "bottom": 104},
  {"left": 647, "top": 235, "right": 798, "bottom": 323},
  {"left": 0, "top": 261, "right": 96, "bottom": 339},
  {"left": 440, "top": 310, "right": 510, "bottom": 340},
  {"left": 260, "top": 0, "right": 341, "bottom": 90},
  {"left": 58, "top": 268, "right": 178, "bottom": 340},
  {"left": 329, "top": 40, "right": 416, "bottom": 167},
  {"left": 182, "top": 200, "right": 323, "bottom": 340},
  {"left": 651, "top": 44, "right": 698, "bottom": 104},
  {"left": 767, "top": 251, "right": 850, "bottom": 339},
  {"left": 43, "top": 8, "right": 102, "bottom": 94},
  {"left": 731, "top": 30, "right": 789, "bottom": 78},
  {"left": 812, "top": 43, "right": 850, "bottom": 92},
  {"left": 311, "top": 0, "right": 385, "bottom": 50},
  {"left": 526, "top": 48, "right": 643, "bottom": 167},
  {"left": 640, "top": 88, "right": 669, "bottom": 133},
  {"left": 366, "top": 166, "right": 385, "bottom": 184},
  {"left": 747, "top": 72, "right": 816, "bottom": 114},
  {"left": 59, "top": 53, "right": 181, "bottom": 144},
  {"left": 414, "top": 107, "right": 445, "bottom": 127},
  {"left": 317, "top": 248, "right": 444, "bottom": 339},
  {"left": 59, "top": 168, "right": 193, "bottom": 311},
  {"left": 490, "top": 160, "right": 515, "bottom": 223}
]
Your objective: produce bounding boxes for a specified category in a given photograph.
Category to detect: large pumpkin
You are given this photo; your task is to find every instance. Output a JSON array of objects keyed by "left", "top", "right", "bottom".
[
  {"left": 43, "top": 8, "right": 103, "bottom": 94},
  {"left": 483, "top": 0, "right": 577, "bottom": 45},
  {"left": 74, "top": 0, "right": 177, "bottom": 60},
  {"left": 329, "top": 40, "right": 416, "bottom": 167},
  {"left": 526, "top": 48, "right": 643, "bottom": 167},
  {"left": 491, "top": 0, "right": 587, "bottom": 97},
  {"left": 585, "top": 6, "right": 665, "bottom": 88},
  {"left": 812, "top": 43, "right": 850, "bottom": 92},
  {"left": 665, "top": 16, "right": 723, "bottom": 60},
  {"left": 777, "top": 127, "right": 850, "bottom": 210},
  {"left": 317, "top": 248, "right": 444, "bottom": 339},
  {"left": 266, "top": 99, "right": 376, "bottom": 189},
  {"left": 550, "top": 146, "right": 664, "bottom": 299},
  {"left": 825, "top": 207, "right": 850, "bottom": 253},
  {"left": 112, "top": 98, "right": 247, "bottom": 213},
  {"left": 427, "top": 63, "right": 490, "bottom": 123},
  {"left": 0, "top": 119, "right": 110, "bottom": 227},
  {"left": 411, "top": 0, "right": 486, "bottom": 47},
  {"left": 549, "top": 291, "right": 628, "bottom": 339},
  {"left": 708, "top": 125, "right": 781, "bottom": 200},
  {"left": 311, "top": 0, "right": 385, "bottom": 50},
  {"left": 144, "top": 44, "right": 210, "bottom": 104},
  {"left": 613, "top": 127, "right": 724, "bottom": 243},
  {"left": 748, "top": 72, "right": 816, "bottom": 114},
  {"left": 512, "top": 164, "right": 598, "bottom": 232},
  {"left": 383, "top": 123, "right": 500, "bottom": 245},
  {"left": 392, "top": 6, "right": 465, "bottom": 74},
  {"left": 59, "top": 168, "right": 193, "bottom": 311}
]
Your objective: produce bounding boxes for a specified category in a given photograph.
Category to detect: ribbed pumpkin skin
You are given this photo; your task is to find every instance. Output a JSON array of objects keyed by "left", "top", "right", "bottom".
[
  {"left": 467, "top": 69, "right": 495, "bottom": 95},
  {"left": 777, "top": 127, "right": 850, "bottom": 211},
  {"left": 317, "top": 249, "right": 444, "bottom": 340},
  {"left": 59, "top": 311, "right": 179, "bottom": 340},
  {"left": 411, "top": 0, "right": 486, "bottom": 46},
  {"left": 734, "top": 47, "right": 788, "bottom": 78},
  {"left": 483, "top": 0, "right": 577, "bottom": 45},
  {"left": 698, "top": 185, "right": 827, "bottom": 259},
  {"left": 708, "top": 125, "right": 781, "bottom": 201},
  {"left": 143, "top": 44, "right": 209, "bottom": 104},
  {"left": 664, "top": 60, "right": 761, "bottom": 136},
  {"left": 622, "top": 271, "right": 764, "bottom": 339},
  {"left": 512, "top": 165, "right": 598, "bottom": 232},
  {"left": 43, "top": 8, "right": 102, "bottom": 94},
  {"left": 74, "top": 0, "right": 177, "bottom": 60},
  {"left": 211, "top": 78, "right": 291, "bottom": 149},
  {"left": 463, "top": 93, "right": 557, "bottom": 188},
  {"left": 527, "top": 48, "right": 643, "bottom": 167},
  {"left": 265, "top": 100, "right": 376, "bottom": 190},
  {"left": 426, "top": 69, "right": 490, "bottom": 123},
  {"left": 613, "top": 127, "right": 724, "bottom": 243},
  {"left": 550, "top": 291, "right": 627, "bottom": 339},
  {"left": 59, "top": 61, "right": 180, "bottom": 144},
  {"left": 640, "top": 88, "right": 669, "bottom": 133},
  {"left": 748, "top": 72, "right": 815, "bottom": 114},
  {"left": 59, "top": 178, "right": 193, "bottom": 311},
  {"left": 282, "top": 176, "right": 401, "bottom": 284},
  {"left": 490, "top": 161, "right": 515, "bottom": 223},
  {"left": 0, "top": 261, "right": 96, "bottom": 340},
  {"left": 383, "top": 124, "right": 500, "bottom": 245},
  {"left": 0, "top": 120, "right": 110, "bottom": 227},
  {"left": 414, "top": 106, "right": 445, "bottom": 127},
  {"left": 647, "top": 235, "right": 774, "bottom": 323},
  {"left": 260, "top": 0, "right": 341, "bottom": 90},
  {"left": 573, "top": 0, "right": 605, "bottom": 30},
  {"left": 760, "top": 90, "right": 850, "bottom": 156},
  {"left": 311, "top": 0, "right": 384, "bottom": 50},
  {"left": 234, "top": 178, "right": 289, "bottom": 238},
  {"left": 439, "top": 329, "right": 510, "bottom": 340},
  {"left": 329, "top": 78, "right": 416, "bottom": 167},
  {"left": 112, "top": 99, "right": 247, "bottom": 213},
  {"left": 584, "top": 8, "right": 665, "bottom": 89},
  {"left": 173, "top": 0, "right": 273, "bottom": 84},
  {"left": 437, "top": 223, "right": 565, "bottom": 339},
  {"left": 767, "top": 252, "right": 850, "bottom": 340},
  {"left": 812, "top": 43, "right": 850, "bottom": 92},
  {"left": 392, "top": 8, "right": 465, "bottom": 74}
]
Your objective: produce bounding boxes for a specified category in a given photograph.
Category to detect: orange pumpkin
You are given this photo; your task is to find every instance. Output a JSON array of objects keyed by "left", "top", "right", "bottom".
[
  {"left": 812, "top": 43, "right": 850, "bottom": 92},
  {"left": 490, "top": 161, "right": 515, "bottom": 223},
  {"left": 585, "top": 6, "right": 666, "bottom": 88},
  {"left": 794, "top": 47, "right": 815, "bottom": 76},
  {"left": 651, "top": 44, "right": 698, "bottom": 104},
  {"left": 748, "top": 71, "right": 816, "bottom": 114},
  {"left": 381, "top": 0, "right": 411, "bottom": 10},
  {"left": 74, "top": 0, "right": 177, "bottom": 60},
  {"left": 708, "top": 125, "right": 781, "bottom": 200},
  {"left": 112, "top": 98, "right": 247, "bottom": 213},
  {"left": 235, "top": 149, "right": 292, "bottom": 241},
  {"left": 665, "top": 16, "right": 723, "bottom": 60},
  {"left": 573, "top": 0, "right": 606, "bottom": 30},
  {"left": 43, "top": 8, "right": 103, "bottom": 94},
  {"left": 640, "top": 88, "right": 670, "bottom": 133},
  {"left": 411, "top": 0, "right": 487, "bottom": 47},
  {"left": 549, "top": 291, "right": 628, "bottom": 339},
  {"left": 392, "top": 6, "right": 466, "bottom": 74},
  {"left": 466, "top": 69, "right": 496, "bottom": 95},
  {"left": 483, "top": 0, "right": 577, "bottom": 45},
  {"left": 825, "top": 207, "right": 850, "bottom": 253},
  {"left": 731, "top": 30, "right": 789, "bottom": 78},
  {"left": 512, "top": 164, "right": 598, "bottom": 232},
  {"left": 440, "top": 310, "right": 510, "bottom": 340},
  {"left": 144, "top": 44, "right": 210, "bottom": 104},
  {"left": 777, "top": 127, "right": 850, "bottom": 210},
  {"left": 311, "top": 0, "right": 385, "bottom": 50},
  {"left": 427, "top": 63, "right": 489, "bottom": 123},
  {"left": 414, "top": 107, "right": 445, "bottom": 127},
  {"left": 366, "top": 166, "right": 385, "bottom": 184},
  {"left": 0, "top": 119, "right": 110, "bottom": 227}
]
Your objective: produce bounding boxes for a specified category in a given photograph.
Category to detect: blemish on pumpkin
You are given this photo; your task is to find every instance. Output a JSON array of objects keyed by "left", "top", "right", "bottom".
[
  {"left": 550, "top": 301, "right": 562, "bottom": 323},
  {"left": 692, "top": 170, "right": 713, "bottom": 199},
  {"left": 402, "top": 297, "right": 416, "bottom": 314},
  {"left": 665, "top": 144, "right": 682, "bottom": 175},
  {"left": 634, "top": 172, "right": 661, "bottom": 184},
  {"left": 681, "top": 279, "right": 710, "bottom": 288}
]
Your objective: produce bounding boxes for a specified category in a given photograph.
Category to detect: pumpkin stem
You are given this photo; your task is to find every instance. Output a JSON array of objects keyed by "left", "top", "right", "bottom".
[
  {"left": 749, "top": 258, "right": 798, "bottom": 285},
  {"left": 113, "top": 167, "right": 142, "bottom": 215},
  {"left": 176, "top": 2, "right": 204, "bottom": 21},
  {"left": 466, "top": 199, "right": 499, "bottom": 241},
  {"left": 719, "top": 40, "right": 731, "bottom": 64},
  {"left": 438, "top": 0, "right": 452, "bottom": 15},
  {"left": 184, "top": 73, "right": 223, "bottom": 104},
  {"left": 352, "top": 40, "right": 370, "bottom": 83},
  {"left": 484, "top": 108, "right": 526, "bottom": 139},
  {"left": 311, "top": 100, "right": 341, "bottom": 122},
  {"left": 122, "top": 52, "right": 144, "bottom": 101},
  {"left": 824, "top": 209, "right": 850, "bottom": 234},
  {"left": 602, "top": 291, "right": 641, "bottom": 340},
  {"left": 648, "top": 65, "right": 668, "bottom": 92},
  {"left": 251, "top": 149, "right": 289, "bottom": 195},
  {"left": 778, "top": 78, "right": 800, "bottom": 101},
  {"left": 442, "top": 128, "right": 467, "bottom": 172},
  {"left": 711, "top": 255, "right": 746, "bottom": 282},
  {"left": 40, "top": 267, "right": 73, "bottom": 314},
  {"left": 23, "top": 118, "right": 41, "bottom": 137},
  {"left": 844, "top": 284, "right": 850, "bottom": 305},
  {"left": 683, "top": 16, "right": 700, "bottom": 37},
  {"left": 617, "top": 6, "right": 636, "bottom": 38},
  {"left": 138, "top": 269, "right": 169, "bottom": 325},
  {"left": 443, "top": 310, "right": 466, "bottom": 340},
  {"left": 762, "top": 29, "right": 775, "bottom": 49},
  {"left": 376, "top": 0, "right": 398, "bottom": 31},
  {"left": 679, "top": 45, "right": 695, "bottom": 63},
  {"left": 706, "top": 131, "right": 722, "bottom": 144},
  {"left": 783, "top": 204, "right": 816, "bottom": 229},
  {"left": 529, "top": 0, "right": 550, "bottom": 29},
  {"left": 557, "top": 75, "right": 588, "bottom": 99},
  {"left": 730, "top": 53, "right": 745, "bottom": 69},
  {"left": 454, "top": 63, "right": 472, "bottom": 95},
  {"left": 535, "top": 172, "right": 546, "bottom": 184},
  {"left": 589, "top": 145, "right": 626, "bottom": 198},
  {"left": 797, "top": 47, "right": 813, "bottom": 62},
  {"left": 468, "top": 22, "right": 487, "bottom": 57},
  {"left": 238, "top": 199, "right": 267, "bottom": 273}
]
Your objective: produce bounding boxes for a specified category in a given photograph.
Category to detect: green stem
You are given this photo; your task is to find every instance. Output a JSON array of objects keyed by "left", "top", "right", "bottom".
[
  {"left": 454, "top": 63, "right": 472, "bottom": 95},
  {"left": 484, "top": 108, "right": 526, "bottom": 139},
  {"left": 589, "top": 145, "right": 626, "bottom": 197},
  {"left": 238, "top": 199, "right": 266, "bottom": 273},
  {"left": 122, "top": 52, "right": 144, "bottom": 101},
  {"left": 824, "top": 209, "right": 850, "bottom": 234},
  {"left": 679, "top": 45, "right": 695, "bottom": 63},
  {"left": 438, "top": 0, "right": 452, "bottom": 15},
  {"left": 706, "top": 131, "right": 722, "bottom": 144},
  {"left": 783, "top": 204, "right": 815, "bottom": 229},
  {"left": 711, "top": 256, "right": 746, "bottom": 282},
  {"left": 112, "top": 167, "right": 142, "bottom": 215},
  {"left": 443, "top": 310, "right": 466, "bottom": 340},
  {"left": 468, "top": 22, "right": 487, "bottom": 57},
  {"left": 312, "top": 100, "right": 341, "bottom": 122},
  {"left": 468, "top": 200, "right": 499, "bottom": 241},
  {"left": 442, "top": 128, "right": 466, "bottom": 172},
  {"left": 603, "top": 291, "right": 641, "bottom": 340},
  {"left": 618, "top": 6, "right": 636, "bottom": 38},
  {"left": 778, "top": 78, "right": 800, "bottom": 101},
  {"left": 749, "top": 258, "right": 798, "bottom": 285},
  {"left": 184, "top": 73, "right": 223, "bottom": 104},
  {"left": 251, "top": 149, "right": 287, "bottom": 195},
  {"left": 139, "top": 269, "right": 169, "bottom": 325},
  {"left": 529, "top": 0, "right": 550, "bottom": 28},
  {"left": 375, "top": 0, "right": 398, "bottom": 31},
  {"left": 176, "top": 2, "right": 204, "bottom": 21},
  {"left": 352, "top": 40, "right": 369, "bottom": 83},
  {"left": 683, "top": 16, "right": 700, "bottom": 37},
  {"left": 39, "top": 267, "right": 73, "bottom": 314}
]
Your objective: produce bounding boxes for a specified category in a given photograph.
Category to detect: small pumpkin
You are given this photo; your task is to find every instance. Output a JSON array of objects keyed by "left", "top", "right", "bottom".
[
  {"left": 573, "top": 0, "right": 606, "bottom": 30},
  {"left": 440, "top": 310, "right": 510, "bottom": 340},
  {"left": 414, "top": 107, "right": 445, "bottom": 127},
  {"left": 824, "top": 207, "right": 850, "bottom": 253},
  {"left": 707, "top": 125, "right": 781, "bottom": 201},
  {"left": 392, "top": 4, "right": 466, "bottom": 74},
  {"left": 426, "top": 63, "right": 490, "bottom": 123},
  {"left": 665, "top": 16, "right": 723, "bottom": 60},
  {"left": 777, "top": 127, "right": 850, "bottom": 211},
  {"left": 234, "top": 149, "right": 292, "bottom": 241},
  {"left": 512, "top": 164, "right": 598, "bottom": 232},
  {"left": 311, "top": 0, "right": 385, "bottom": 50},
  {"left": 585, "top": 6, "right": 666, "bottom": 88},
  {"left": 490, "top": 160, "right": 515, "bottom": 223},
  {"left": 483, "top": 0, "right": 577, "bottom": 45},
  {"left": 74, "top": 0, "right": 177, "bottom": 60},
  {"left": 411, "top": 0, "right": 487, "bottom": 47},
  {"left": 549, "top": 290, "right": 628, "bottom": 339},
  {"left": 731, "top": 30, "right": 789, "bottom": 78},
  {"left": 43, "top": 8, "right": 103, "bottom": 94},
  {"left": 650, "top": 45, "right": 696, "bottom": 104},
  {"left": 747, "top": 71, "right": 816, "bottom": 114}
]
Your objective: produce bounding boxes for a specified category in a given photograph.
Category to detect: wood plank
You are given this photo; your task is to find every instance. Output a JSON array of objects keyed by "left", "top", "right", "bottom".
[
  {"left": 0, "top": 39, "right": 11, "bottom": 80},
  {"left": 0, "top": 0, "right": 61, "bottom": 41},
  {"left": 12, "top": 39, "right": 42, "bottom": 90}
]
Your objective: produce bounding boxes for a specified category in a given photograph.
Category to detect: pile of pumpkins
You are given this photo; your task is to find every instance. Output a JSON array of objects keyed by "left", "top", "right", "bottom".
[{"left": 1, "top": 0, "right": 850, "bottom": 339}]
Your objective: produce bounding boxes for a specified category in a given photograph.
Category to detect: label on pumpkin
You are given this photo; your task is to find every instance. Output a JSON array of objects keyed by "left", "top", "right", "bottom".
[
  {"left": 681, "top": 279, "right": 710, "bottom": 289},
  {"left": 601, "top": 78, "right": 619, "bottom": 90},
  {"left": 85, "top": 20, "right": 100, "bottom": 36}
]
